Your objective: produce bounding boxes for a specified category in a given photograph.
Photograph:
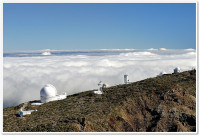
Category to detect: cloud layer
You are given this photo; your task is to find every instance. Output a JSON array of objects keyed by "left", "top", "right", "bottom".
[{"left": 3, "top": 49, "right": 196, "bottom": 108}]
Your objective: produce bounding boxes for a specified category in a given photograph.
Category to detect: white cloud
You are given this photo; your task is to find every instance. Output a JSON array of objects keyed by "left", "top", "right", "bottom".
[
  {"left": 159, "top": 48, "right": 167, "bottom": 50},
  {"left": 3, "top": 49, "right": 196, "bottom": 108}
]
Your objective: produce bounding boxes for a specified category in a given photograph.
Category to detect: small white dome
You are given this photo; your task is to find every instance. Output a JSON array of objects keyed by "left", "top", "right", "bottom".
[{"left": 40, "top": 84, "right": 57, "bottom": 98}]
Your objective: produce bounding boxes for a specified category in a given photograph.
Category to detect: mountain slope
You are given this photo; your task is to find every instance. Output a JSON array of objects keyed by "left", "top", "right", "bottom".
[{"left": 3, "top": 70, "right": 196, "bottom": 132}]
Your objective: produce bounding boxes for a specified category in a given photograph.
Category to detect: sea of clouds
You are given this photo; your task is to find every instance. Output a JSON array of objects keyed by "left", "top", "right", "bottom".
[{"left": 3, "top": 49, "right": 196, "bottom": 108}]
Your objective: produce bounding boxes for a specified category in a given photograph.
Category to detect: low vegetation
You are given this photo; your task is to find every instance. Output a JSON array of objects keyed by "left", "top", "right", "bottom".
[{"left": 3, "top": 70, "right": 196, "bottom": 132}]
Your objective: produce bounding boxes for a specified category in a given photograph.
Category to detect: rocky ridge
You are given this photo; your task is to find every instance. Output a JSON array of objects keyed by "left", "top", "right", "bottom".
[{"left": 3, "top": 70, "right": 196, "bottom": 132}]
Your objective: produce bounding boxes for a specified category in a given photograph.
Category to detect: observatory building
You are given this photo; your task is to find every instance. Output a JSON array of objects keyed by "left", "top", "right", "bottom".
[
  {"left": 94, "top": 81, "right": 108, "bottom": 94},
  {"left": 174, "top": 67, "right": 181, "bottom": 73},
  {"left": 19, "top": 102, "right": 38, "bottom": 116},
  {"left": 124, "top": 74, "right": 129, "bottom": 84},
  {"left": 40, "top": 84, "right": 67, "bottom": 103},
  {"left": 19, "top": 84, "right": 67, "bottom": 117},
  {"left": 158, "top": 71, "right": 167, "bottom": 76},
  {"left": 19, "top": 109, "right": 37, "bottom": 116}
]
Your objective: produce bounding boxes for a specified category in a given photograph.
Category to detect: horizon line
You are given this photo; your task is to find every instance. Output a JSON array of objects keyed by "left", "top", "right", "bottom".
[{"left": 3, "top": 48, "right": 196, "bottom": 53}]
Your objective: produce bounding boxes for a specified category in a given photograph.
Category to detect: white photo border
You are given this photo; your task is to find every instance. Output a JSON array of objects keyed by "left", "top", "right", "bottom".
[{"left": 0, "top": 1, "right": 199, "bottom": 136}]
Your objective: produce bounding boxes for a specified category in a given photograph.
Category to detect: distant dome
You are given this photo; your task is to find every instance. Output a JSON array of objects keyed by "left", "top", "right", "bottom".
[
  {"left": 158, "top": 71, "right": 167, "bottom": 76},
  {"left": 174, "top": 67, "right": 181, "bottom": 73},
  {"left": 40, "top": 84, "right": 57, "bottom": 98}
]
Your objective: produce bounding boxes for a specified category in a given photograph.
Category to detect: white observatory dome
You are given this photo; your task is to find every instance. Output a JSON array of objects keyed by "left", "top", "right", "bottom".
[{"left": 40, "top": 84, "right": 57, "bottom": 103}]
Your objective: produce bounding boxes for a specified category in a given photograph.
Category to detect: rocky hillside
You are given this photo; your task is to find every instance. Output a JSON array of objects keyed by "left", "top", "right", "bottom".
[{"left": 3, "top": 70, "right": 196, "bottom": 132}]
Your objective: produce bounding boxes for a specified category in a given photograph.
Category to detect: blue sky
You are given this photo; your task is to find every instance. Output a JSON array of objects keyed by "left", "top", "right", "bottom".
[{"left": 3, "top": 3, "right": 196, "bottom": 51}]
